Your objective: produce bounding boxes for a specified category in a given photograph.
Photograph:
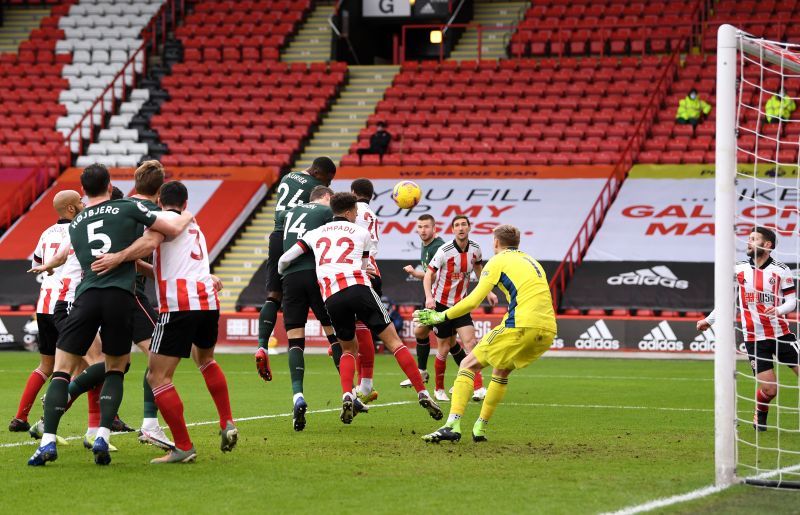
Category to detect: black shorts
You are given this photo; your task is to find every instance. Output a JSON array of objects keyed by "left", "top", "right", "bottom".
[
  {"left": 150, "top": 310, "right": 219, "bottom": 358},
  {"left": 370, "top": 275, "right": 382, "bottom": 297},
  {"left": 432, "top": 301, "right": 473, "bottom": 339},
  {"left": 265, "top": 230, "right": 284, "bottom": 295},
  {"left": 324, "top": 285, "right": 391, "bottom": 342},
  {"left": 282, "top": 269, "right": 331, "bottom": 330},
  {"left": 57, "top": 287, "right": 135, "bottom": 357},
  {"left": 133, "top": 294, "right": 158, "bottom": 344},
  {"left": 745, "top": 333, "right": 800, "bottom": 374},
  {"left": 36, "top": 313, "right": 58, "bottom": 356},
  {"left": 53, "top": 300, "right": 72, "bottom": 333}
]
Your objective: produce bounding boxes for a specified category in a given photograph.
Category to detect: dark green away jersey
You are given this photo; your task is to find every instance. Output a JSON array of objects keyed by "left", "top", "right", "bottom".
[
  {"left": 273, "top": 172, "right": 323, "bottom": 232},
  {"left": 131, "top": 198, "right": 160, "bottom": 298},
  {"left": 69, "top": 199, "right": 156, "bottom": 298},
  {"left": 421, "top": 236, "right": 445, "bottom": 271},
  {"left": 282, "top": 203, "right": 333, "bottom": 276}
]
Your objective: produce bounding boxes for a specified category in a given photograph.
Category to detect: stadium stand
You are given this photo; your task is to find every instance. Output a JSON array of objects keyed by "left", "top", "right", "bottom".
[
  {"left": 0, "top": 1, "right": 72, "bottom": 170},
  {"left": 153, "top": 0, "right": 345, "bottom": 169},
  {"left": 509, "top": 0, "right": 703, "bottom": 58},
  {"left": 342, "top": 56, "right": 671, "bottom": 167}
]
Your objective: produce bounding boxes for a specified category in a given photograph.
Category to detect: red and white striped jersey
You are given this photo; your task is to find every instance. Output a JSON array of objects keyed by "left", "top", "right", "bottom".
[
  {"left": 151, "top": 211, "right": 219, "bottom": 313},
  {"left": 429, "top": 239, "right": 483, "bottom": 307},
  {"left": 56, "top": 232, "right": 82, "bottom": 304},
  {"left": 355, "top": 201, "right": 380, "bottom": 276},
  {"left": 735, "top": 258, "right": 795, "bottom": 342},
  {"left": 32, "top": 221, "right": 70, "bottom": 314},
  {"left": 299, "top": 219, "right": 374, "bottom": 301}
]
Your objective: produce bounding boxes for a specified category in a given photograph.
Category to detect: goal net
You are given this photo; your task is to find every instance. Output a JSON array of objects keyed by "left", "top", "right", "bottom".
[{"left": 716, "top": 24, "right": 800, "bottom": 489}]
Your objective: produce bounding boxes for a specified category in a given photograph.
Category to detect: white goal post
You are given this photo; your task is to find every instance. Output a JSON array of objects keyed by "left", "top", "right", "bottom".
[{"left": 716, "top": 24, "right": 800, "bottom": 489}]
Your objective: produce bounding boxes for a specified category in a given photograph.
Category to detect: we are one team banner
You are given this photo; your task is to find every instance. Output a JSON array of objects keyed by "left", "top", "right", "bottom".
[{"left": 564, "top": 164, "right": 800, "bottom": 311}]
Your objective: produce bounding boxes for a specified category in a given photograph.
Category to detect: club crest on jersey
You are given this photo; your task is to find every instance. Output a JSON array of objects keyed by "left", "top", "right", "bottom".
[
  {"left": 135, "top": 201, "right": 151, "bottom": 215},
  {"left": 769, "top": 277, "right": 777, "bottom": 285}
]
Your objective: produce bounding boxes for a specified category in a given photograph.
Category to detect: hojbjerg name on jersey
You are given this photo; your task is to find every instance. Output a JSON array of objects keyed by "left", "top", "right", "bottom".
[{"left": 71, "top": 201, "right": 152, "bottom": 228}]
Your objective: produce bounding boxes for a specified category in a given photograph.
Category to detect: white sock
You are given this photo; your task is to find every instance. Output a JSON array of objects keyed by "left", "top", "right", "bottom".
[
  {"left": 343, "top": 391, "right": 353, "bottom": 401},
  {"left": 96, "top": 427, "right": 111, "bottom": 441},
  {"left": 85, "top": 427, "right": 98, "bottom": 437},
  {"left": 141, "top": 417, "right": 159, "bottom": 430},
  {"left": 446, "top": 413, "right": 461, "bottom": 426},
  {"left": 358, "top": 378, "right": 373, "bottom": 394},
  {"left": 42, "top": 433, "right": 56, "bottom": 446},
  {"left": 292, "top": 392, "right": 304, "bottom": 404},
  {"left": 420, "top": 389, "right": 430, "bottom": 398}
]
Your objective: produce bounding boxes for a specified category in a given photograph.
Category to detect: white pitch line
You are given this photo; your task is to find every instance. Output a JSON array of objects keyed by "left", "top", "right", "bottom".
[
  {"left": 601, "top": 484, "right": 728, "bottom": 515},
  {"left": 503, "top": 402, "right": 712, "bottom": 413},
  {"left": 0, "top": 401, "right": 414, "bottom": 449}
]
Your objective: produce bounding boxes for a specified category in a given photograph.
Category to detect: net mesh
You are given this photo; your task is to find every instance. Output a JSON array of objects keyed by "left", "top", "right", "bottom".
[{"left": 734, "top": 32, "right": 800, "bottom": 485}]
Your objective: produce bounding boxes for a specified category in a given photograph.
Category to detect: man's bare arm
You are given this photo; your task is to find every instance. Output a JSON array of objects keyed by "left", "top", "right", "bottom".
[
  {"left": 149, "top": 210, "right": 194, "bottom": 238},
  {"left": 91, "top": 231, "right": 165, "bottom": 275}
]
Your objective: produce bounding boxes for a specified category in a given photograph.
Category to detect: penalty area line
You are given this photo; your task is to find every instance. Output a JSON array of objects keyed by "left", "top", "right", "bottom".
[
  {"left": 601, "top": 484, "right": 729, "bottom": 515},
  {"left": 0, "top": 401, "right": 415, "bottom": 449}
]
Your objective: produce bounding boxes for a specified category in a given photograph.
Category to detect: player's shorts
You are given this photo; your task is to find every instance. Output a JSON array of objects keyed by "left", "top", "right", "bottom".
[
  {"left": 265, "top": 230, "right": 284, "bottom": 294},
  {"left": 57, "top": 287, "right": 135, "bottom": 357},
  {"left": 473, "top": 325, "right": 555, "bottom": 371},
  {"left": 53, "top": 300, "right": 72, "bottom": 333},
  {"left": 35, "top": 313, "right": 58, "bottom": 356},
  {"left": 432, "top": 301, "right": 473, "bottom": 339},
  {"left": 282, "top": 269, "right": 332, "bottom": 330},
  {"left": 133, "top": 294, "right": 158, "bottom": 345},
  {"left": 150, "top": 310, "right": 219, "bottom": 359},
  {"left": 370, "top": 275, "right": 382, "bottom": 297},
  {"left": 324, "top": 285, "right": 391, "bottom": 342},
  {"left": 745, "top": 333, "right": 800, "bottom": 374}
]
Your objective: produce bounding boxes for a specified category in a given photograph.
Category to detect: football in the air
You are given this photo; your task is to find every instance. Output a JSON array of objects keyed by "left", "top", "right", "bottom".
[{"left": 391, "top": 181, "right": 422, "bottom": 209}]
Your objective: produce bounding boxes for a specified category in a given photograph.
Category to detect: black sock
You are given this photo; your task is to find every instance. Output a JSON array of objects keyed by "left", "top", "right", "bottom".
[
  {"left": 258, "top": 298, "right": 280, "bottom": 348},
  {"left": 330, "top": 342, "right": 342, "bottom": 371},
  {"left": 416, "top": 337, "right": 430, "bottom": 370},
  {"left": 288, "top": 338, "right": 305, "bottom": 395},
  {"left": 450, "top": 344, "right": 467, "bottom": 365},
  {"left": 99, "top": 371, "right": 124, "bottom": 430},
  {"left": 43, "top": 372, "right": 71, "bottom": 434},
  {"left": 68, "top": 362, "right": 105, "bottom": 400}
]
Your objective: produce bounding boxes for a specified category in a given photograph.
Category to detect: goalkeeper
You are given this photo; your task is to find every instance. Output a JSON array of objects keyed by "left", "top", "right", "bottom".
[{"left": 415, "top": 224, "right": 557, "bottom": 443}]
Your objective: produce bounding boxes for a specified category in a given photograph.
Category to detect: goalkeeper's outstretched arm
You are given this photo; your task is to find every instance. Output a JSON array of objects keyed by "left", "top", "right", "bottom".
[{"left": 443, "top": 272, "right": 497, "bottom": 321}]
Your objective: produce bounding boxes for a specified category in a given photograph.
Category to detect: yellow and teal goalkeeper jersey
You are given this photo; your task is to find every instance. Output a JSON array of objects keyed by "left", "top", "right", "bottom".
[{"left": 444, "top": 248, "right": 557, "bottom": 332}]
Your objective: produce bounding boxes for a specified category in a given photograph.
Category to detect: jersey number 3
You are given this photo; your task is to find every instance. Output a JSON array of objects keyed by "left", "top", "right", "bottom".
[{"left": 317, "top": 237, "right": 355, "bottom": 265}]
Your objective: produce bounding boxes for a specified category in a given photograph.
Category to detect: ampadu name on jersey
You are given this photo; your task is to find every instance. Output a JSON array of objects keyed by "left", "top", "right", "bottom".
[
  {"left": 70, "top": 204, "right": 122, "bottom": 227},
  {"left": 320, "top": 223, "right": 356, "bottom": 235}
]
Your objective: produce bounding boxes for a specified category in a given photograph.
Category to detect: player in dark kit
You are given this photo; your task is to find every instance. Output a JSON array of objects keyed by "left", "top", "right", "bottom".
[
  {"left": 255, "top": 157, "right": 336, "bottom": 382},
  {"left": 280, "top": 185, "right": 339, "bottom": 431},
  {"left": 27, "top": 164, "right": 192, "bottom": 467}
]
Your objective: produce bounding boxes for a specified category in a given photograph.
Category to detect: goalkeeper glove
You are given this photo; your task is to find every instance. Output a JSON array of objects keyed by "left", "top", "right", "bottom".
[{"left": 413, "top": 309, "right": 446, "bottom": 326}]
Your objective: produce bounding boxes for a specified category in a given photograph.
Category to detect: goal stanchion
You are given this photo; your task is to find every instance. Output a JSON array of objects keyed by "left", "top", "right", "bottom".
[{"left": 717, "top": 23, "right": 800, "bottom": 489}]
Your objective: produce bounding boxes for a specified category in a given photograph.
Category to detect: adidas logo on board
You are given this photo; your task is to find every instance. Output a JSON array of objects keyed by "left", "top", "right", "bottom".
[
  {"left": 607, "top": 265, "right": 689, "bottom": 289},
  {"left": 575, "top": 320, "right": 619, "bottom": 350},
  {"left": 638, "top": 321, "right": 684, "bottom": 351}
]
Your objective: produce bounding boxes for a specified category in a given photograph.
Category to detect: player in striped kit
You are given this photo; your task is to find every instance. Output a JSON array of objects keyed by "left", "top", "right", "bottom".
[
  {"left": 9, "top": 191, "right": 84, "bottom": 432},
  {"left": 424, "top": 216, "right": 496, "bottom": 402},
  {"left": 698, "top": 227, "right": 799, "bottom": 431},
  {"left": 351, "top": 178, "right": 380, "bottom": 404},
  {"left": 92, "top": 181, "right": 234, "bottom": 463},
  {"left": 279, "top": 192, "right": 442, "bottom": 424}
]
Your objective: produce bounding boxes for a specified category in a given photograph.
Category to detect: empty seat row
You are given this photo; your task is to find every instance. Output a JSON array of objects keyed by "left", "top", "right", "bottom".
[{"left": 59, "top": 14, "right": 155, "bottom": 29}]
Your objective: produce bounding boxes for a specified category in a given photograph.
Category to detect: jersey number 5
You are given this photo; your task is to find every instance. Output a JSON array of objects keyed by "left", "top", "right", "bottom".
[
  {"left": 87, "top": 220, "right": 111, "bottom": 257},
  {"left": 317, "top": 237, "right": 355, "bottom": 265}
]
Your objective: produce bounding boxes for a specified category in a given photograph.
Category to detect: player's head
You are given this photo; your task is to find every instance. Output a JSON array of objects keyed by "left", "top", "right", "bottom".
[
  {"left": 451, "top": 215, "right": 471, "bottom": 242},
  {"left": 330, "top": 192, "right": 358, "bottom": 222},
  {"left": 689, "top": 88, "right": 698, "bottom": 99},
  {"left": 111, "top": 186, "right": 125, "bottom": 200},
  {"left": 80, "top": 164, "right": 112, "bottom": 199},
  {"left": 310, "top": 185, "right": 334, "bottom": 206},
  {"left": 416, "top": 214, "right": 436, "bottom": 242},
  {"left": 350, "top": 178, "right": 374, "bottom": 202},
  {"left": 158, "top": 181, "right": 189, "bottom": 211},
  {"left": 493, "top": 224, "right": 520, "bottom": 254},
  {"left": 308, "top": 156, "right": 337, "bottom": 186},
  {"left": 134, "top": 160, "right": 165, "bottom": 197},
  {"left": 53, "top": 190, "right": 84, "bottom": 220},
  {"left": 747, "top": 227, "right": 776, "bottom": 258}
]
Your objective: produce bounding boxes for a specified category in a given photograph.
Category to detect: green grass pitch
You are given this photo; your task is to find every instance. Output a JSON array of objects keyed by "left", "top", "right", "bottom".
[{"left": 0, "top": 352, "right": 797, "bottom": 514}]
